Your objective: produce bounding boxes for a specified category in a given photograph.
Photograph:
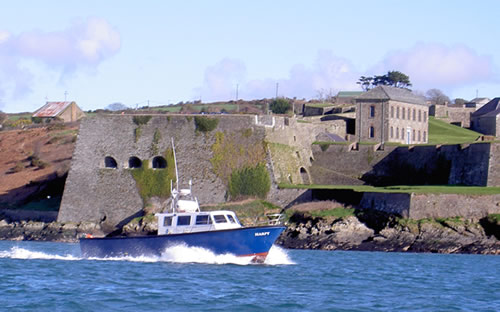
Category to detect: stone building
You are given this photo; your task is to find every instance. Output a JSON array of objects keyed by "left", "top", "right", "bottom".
[
  {"left": 32, "top": 101, "right": 86, "bottom": 123},
  {"left": 355, "top": 86, "right": 428, "bottom": 144},
  {"left": 471, "top": 97, "right": 500, "bottom": 137}
]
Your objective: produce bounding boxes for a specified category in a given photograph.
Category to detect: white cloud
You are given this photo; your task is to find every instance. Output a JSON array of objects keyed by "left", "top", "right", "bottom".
[
  {"left": 197, "top": 50, "right": 360, "bottom": 102},
  {"left": 0, "top": 17, "right": 120, "bottom": 109},
  {"left": 378, "top": 43, "right": 496, "bottom": 90}
]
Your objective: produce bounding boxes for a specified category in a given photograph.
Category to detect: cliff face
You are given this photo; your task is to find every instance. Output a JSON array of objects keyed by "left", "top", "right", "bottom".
[{"left": 277, "top": 212, "right": 500, "bottom": 255}]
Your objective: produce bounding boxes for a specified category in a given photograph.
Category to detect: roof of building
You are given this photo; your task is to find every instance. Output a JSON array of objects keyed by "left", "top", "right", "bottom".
[
  {"left": 336, "top": 91, "right": 364, "bottom": 98},
  {"left": 33, "top": 101, "right": 74, "bottom": 118},
  {"left": 471, "top": 98, "right": 500, "bottom": 118},
  {"left": 356, "top": 85, "right": 427, "bottom": 106},
  {"left": 470, "top": 97, "right": 490, "bottom": 103}
]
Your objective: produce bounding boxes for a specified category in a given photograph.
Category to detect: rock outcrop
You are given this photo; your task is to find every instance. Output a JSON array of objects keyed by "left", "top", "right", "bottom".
[{"left": 277, "top": 212, "right": 500, "bottom": 255}]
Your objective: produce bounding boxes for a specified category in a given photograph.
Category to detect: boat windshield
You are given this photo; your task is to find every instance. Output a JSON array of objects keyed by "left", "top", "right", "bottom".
[
  {"left": 213, "top": 215, "right": 227, "bottom": 223},
  {"left": 227, "top": 214, "right": 236, "bottom": 224}
]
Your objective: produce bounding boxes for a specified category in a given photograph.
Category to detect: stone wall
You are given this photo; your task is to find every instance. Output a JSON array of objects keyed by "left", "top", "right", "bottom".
[
  {"left": 434, "top": 105, "right": 475, "bottom": 128},
  {"left": 359, "top": 192, "right": 500, "bottom": 219},
  {"left": 58, "top": 115, "right": 262, "bottom": 229},
  {"left": 58, "top": 114, "right": 343, "bottom": 229},
  {"left": 310, "top": 142, "right": 499, "bottom": 186}
]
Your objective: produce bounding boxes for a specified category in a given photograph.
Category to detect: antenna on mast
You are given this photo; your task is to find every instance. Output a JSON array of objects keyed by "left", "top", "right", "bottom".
[{"left": 171, "top": 138, "right": 179, "bottom": 192}]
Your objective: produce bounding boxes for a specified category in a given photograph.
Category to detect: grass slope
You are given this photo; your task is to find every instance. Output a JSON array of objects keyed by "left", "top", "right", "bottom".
[{"left": 428, "top": 117, "right": 482, "bottom": 144}]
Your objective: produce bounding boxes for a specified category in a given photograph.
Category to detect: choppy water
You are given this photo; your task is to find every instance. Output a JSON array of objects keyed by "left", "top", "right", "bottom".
[{"left": 0, "top": 240, "right": 499, "bottom": 312}]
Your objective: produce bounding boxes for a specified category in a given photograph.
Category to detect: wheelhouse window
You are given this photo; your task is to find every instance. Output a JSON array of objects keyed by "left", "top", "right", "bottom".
[
  {"left": 196, "top": 215, "right": 212, "bottom": 225},
  {"left": 227, "top": 215, "right": 236, "bottom": 224},
  {"left": 163, "top": 216, "right": 172, "bottom": 227},
  {"left": 213, "top": 215, "right": 227, "bottom": 223},
  {"left": 177, "top": 216, "right": 191, "bottom": 226}
]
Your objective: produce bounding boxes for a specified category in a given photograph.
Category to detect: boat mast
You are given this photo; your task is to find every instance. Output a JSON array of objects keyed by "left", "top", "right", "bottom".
[{"left": 171, "top": 138, "right": 179, "bottom": 192}]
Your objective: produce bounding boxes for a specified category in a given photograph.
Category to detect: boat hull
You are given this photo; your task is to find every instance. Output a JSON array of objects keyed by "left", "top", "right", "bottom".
[{"left": 80, "top": 226, "right": 286, "bottom": 260}]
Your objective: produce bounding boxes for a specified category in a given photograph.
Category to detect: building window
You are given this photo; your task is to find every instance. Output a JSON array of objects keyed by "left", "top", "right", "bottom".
[
  {"left": 390, "top": 127, "right": 393, "bottom": 138},
  {"left": 418, "top": 131, "right": 421, "bottom": 142},
  {"left": 401, "top": 128, "right": 405, "bottom": 140},
  {"left": 413, "top": 109, "right": 416, "bottom": 121},
  {"left": 369, "top": 126, "right": 375, "bottom": 138},
  {"left": 418, "top": 110, "right": 421, "bottom": 122},
  {"left": 391, "top": 106, "right": 394, "bottom": 118},
  {"left": 408, "top": 108, "right": 411, "bottom": 120},
  {"left": 423, "top": 112, "right": 427, "bottom": 122},
  {"left": 396, "top": 127, "right": 399, "bottom": 139},
  {"left": 423, "top": 131, "right": 427, "bottom": 142},
  {"left": 402, "top": 107, "right": 405, "bottom": 120},
  {"left": 370, "top": 105, "right": 375, "bottom": 118},
  {"left": 396, "top": 107, "right": 400, "bottom": 119},
  {"left": 413, "top": 129, "right": 415, "bottom": 140}
]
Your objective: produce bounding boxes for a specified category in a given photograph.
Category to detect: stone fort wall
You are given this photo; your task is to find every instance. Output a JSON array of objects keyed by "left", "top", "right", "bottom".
[
  {"left": 58, "top": 114, "right": 500, "bottom": 229},
  {"left": 310, "top": 142, "right": 500, "bottom": 187},
  {"left": 58, "top": 114, "right": 341, "bottom": 229}
]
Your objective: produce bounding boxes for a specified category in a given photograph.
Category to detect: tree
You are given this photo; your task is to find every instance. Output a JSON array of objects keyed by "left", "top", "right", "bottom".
[
  {"left": 270, "top": 98, "right": 291, "bottom": 114},
  {"left": 106, "top": 102, "right": 128, "bottom": 111},
  {"left": 357, "top": 76, "right": 374, "bottom": 91},
  {"left": 454, "top": 98, "right": 467, "bottom": 106},
  {"left": 385, "top": 71, "right": 412, "bottom": 89},
  {"left": 426, "top": 89, "right": 450, "bottom": 106},
  {"left": 358, "top": 71, "right": 411, "bottom": 90}
]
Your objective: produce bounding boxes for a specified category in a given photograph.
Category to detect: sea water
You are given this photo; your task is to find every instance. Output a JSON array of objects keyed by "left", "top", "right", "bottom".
[{"left": 0, "top": 240, "right": 499, "bottom": 312}]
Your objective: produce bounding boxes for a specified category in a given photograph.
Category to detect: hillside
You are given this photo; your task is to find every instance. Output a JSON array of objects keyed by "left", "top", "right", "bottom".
[{"left": 0, "top": 123, "right": 78, "bottom": 209}]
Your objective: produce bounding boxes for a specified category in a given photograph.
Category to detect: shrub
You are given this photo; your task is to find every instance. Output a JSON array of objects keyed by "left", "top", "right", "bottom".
[
  {"left": 270, "top": 98, "right": 291, "bottom": 114},
  {"left": 130, "top": 149, "right": 176, "bottom": 205},
  {"left": 132, "top": 115, "right": 152, "bottom": 126},
  {"left": 228, "top": 163, "right": 271, "bottom": 199},
  {"left": 194, "top": 116, "right": 219, "bottom": 132}
]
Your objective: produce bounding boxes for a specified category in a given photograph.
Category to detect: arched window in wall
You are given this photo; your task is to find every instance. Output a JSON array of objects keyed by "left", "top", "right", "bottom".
[
  {"left": 129, "top": 156, "right": 142, "bottom": 169},
  {"left": 152, "top": 156, "right": 167, "bottom": 169},
  {"left": 104, "top": 156, "right": 118, "bottom": 169}
]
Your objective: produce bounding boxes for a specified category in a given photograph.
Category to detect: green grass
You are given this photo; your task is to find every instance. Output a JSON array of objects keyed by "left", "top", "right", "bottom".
[
  {"left": 278, "top": 183, "right": 500, "bottom": 195},
  {"left": 308, "top": 207, "right": 355, "bottom": 218},
  {"left": 487, "top": 214, "right": 500, "bottom": 223},
  {"left": 428, "top": 117, "right": 481, "bottom": 144}
]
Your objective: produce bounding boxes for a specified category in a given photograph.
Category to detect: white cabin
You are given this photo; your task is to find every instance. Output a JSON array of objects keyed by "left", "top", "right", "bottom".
[{"left": 156, "top": 210, "right": 242, "bottom": 235}]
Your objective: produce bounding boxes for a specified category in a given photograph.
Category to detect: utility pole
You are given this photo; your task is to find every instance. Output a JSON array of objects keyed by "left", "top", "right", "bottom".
[
  {"left": 64, "top": 91, "right": 68, "bottom": 101},
  {"left": 236, "top": 84, "right": 239, "bottom": 101},
  {"left": 275, "top": 83, "right": 279, "bottom": 98}
]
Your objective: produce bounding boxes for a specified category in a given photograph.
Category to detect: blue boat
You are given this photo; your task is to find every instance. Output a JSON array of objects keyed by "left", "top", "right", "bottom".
[{"left": 80, "top": 139, "right": 285, "bottom": 262}]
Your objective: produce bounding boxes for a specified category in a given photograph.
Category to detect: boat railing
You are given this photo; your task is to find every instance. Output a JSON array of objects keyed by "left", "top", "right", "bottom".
[{"left": 254, "top": 213, "right": 285, "bottom": 226}]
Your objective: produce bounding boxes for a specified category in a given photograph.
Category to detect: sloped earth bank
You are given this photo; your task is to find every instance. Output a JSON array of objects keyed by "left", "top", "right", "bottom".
[
  {"left": 276, "top": 212, "right": 500, "bottom": 255},
  {"left": 1, "top": 211, "right": 499, "bottom": 255}
]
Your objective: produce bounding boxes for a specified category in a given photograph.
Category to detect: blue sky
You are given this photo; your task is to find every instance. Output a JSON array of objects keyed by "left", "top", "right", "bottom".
[{"left": 1, "top": 0, "right": 499, "bottom": 113}]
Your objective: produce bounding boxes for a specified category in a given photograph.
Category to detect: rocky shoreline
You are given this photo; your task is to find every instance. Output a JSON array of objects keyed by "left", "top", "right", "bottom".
[
  {"left": 277, "top": 212, "right": 500, "bottom": 255},
  {"left": 1, "top": 212, "right": 499, "bottom": 255}
]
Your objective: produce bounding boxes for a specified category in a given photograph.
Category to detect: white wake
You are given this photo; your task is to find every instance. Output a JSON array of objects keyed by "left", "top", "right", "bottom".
[
  {"left": 0, "top": 245, "right": 294, "bottom": 265},
  {"left": 0, "top": 247, "right": 80, "bottom": 261}
]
